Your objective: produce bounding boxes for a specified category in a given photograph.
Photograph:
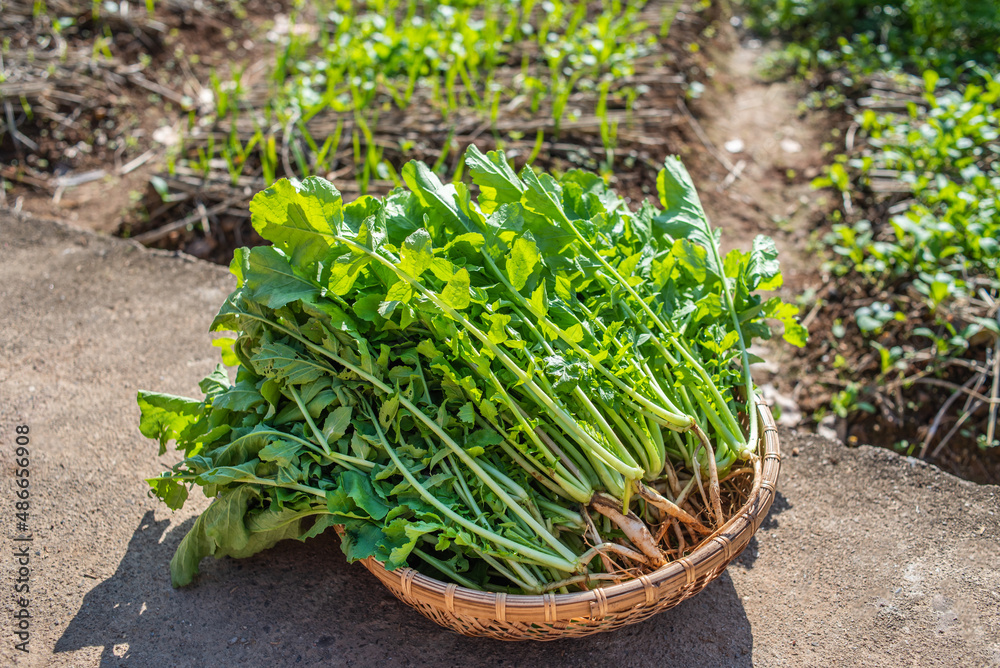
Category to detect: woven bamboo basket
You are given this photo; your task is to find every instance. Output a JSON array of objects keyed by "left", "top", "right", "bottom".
[{"left": 343, "top": 402, "right": 780, "bottom": 641}]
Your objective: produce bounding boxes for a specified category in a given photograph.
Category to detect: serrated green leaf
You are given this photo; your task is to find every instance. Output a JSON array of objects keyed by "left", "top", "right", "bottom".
[
  {"left": 457, "top": 401, "right": 476, "bottom": 424},
  {"left": 137, "top": 391, "right": 203, "bottom": 455},
  {"left": 249, "top": 176, "right": 344, "bottom": 269},
  {"left": 465, "top": 144, "right": 525, "bottom": 214}
]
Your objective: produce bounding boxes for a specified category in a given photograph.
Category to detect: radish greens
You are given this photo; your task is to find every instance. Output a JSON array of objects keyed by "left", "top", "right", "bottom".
[{"left": 139, "top": 146, "right": 804, "bottom": 592}]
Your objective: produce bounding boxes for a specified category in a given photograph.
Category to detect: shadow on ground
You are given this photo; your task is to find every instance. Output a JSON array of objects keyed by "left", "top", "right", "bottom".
[{"left": 55, "top": 511, "right": 753, "bottom": 667}]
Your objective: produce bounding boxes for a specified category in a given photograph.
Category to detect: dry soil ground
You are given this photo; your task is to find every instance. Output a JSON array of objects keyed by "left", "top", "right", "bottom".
[{"left": 1, "top": 210, "right": 999, "bottom": 667}]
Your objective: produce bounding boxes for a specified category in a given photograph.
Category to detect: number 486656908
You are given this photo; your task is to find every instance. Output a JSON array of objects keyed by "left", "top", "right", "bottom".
[{"left": 14, "top": 425, "right": 29, "bottom": 523}]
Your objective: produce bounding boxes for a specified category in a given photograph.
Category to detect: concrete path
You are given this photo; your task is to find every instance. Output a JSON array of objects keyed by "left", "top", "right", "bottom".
[{"left": 1, "top": 211, "right": 998, "bottom": 667}]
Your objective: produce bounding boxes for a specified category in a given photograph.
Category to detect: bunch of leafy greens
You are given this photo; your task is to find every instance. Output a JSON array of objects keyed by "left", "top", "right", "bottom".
[{"left": 139, "top": 147, "right": 804, "bottom": 592}]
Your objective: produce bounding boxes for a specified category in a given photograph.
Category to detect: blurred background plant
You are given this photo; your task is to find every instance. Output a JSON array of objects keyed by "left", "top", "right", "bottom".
[{"left": 741, "top": 0, "right": 1000, "bottom": 77}]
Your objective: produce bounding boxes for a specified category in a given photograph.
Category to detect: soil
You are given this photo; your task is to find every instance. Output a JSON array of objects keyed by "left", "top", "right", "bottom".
[
  {"left": 2, "top": 209, "right": 999, "bottom": 667},
  {"left": 1, "top": 0, "right": 284, "bottom": 234},
  {"left": 678, "top": 30, "right": 834, "bottom": 378},
  {"left": 112, "top": 1, "right": 715, "bottom": 266},
  {"left": 685, "top": 37, "right": 833, "bottom": 288}
]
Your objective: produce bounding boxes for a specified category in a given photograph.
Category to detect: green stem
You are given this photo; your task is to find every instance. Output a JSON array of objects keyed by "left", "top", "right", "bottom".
[
  {"left": 412, "top": 548, "right": 481, "bottom": 590},
  {"left": 286, "top": 384, "right": 333, "bottom": 456},
  {"left": 358, "top": 395, "right": 577, "bottom": 570},
  {"left": 440, "top": 455, "right": 488, "bottom": 526},
  {"left": 221, "top": 426, "right": 371, "bottom": 471}
]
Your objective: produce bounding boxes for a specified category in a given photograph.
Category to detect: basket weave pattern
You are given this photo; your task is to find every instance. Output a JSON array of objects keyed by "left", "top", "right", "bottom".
[{"left": 353, "top": 403, "right": 780, "bottom": 640}]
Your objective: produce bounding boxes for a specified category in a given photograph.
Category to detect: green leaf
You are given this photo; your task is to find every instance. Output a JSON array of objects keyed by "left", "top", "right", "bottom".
[
  {"left": 457, "top": 401, "right": 476, "bottom": 424},
  {"left": 506, "top": 235, "right": 539, "bottom": 291},
  {"left": 244, "top": 245, "right": 319, "bottom": 309},
  {"left": 170, "top": 485, "right": 257, "bottom": 586},
  {"left": 259, "top": 379, "right": 282, "bottom": 408},
  {"left": 673, "top": 239, "right": 709, "bottom": 282},
  {"left": 322, "top": 406, "right": 353, "bottom": 442},
  {"left": 445, "top": 232, "right": 486, "bottom": 253},
  {"left": 440, "top": 268, "right": 471, "bottom": 310},
  {"left": 467, "top": 429, "right": 504, "bottom": 450},
  {"left": 465, "top": 144, "right": 525, "bottom": 214},
  {"left": 326, "top": 251, "right": 369, "bottom": 296},
  {"left": 298, "top": 514, "right": 339, "bottom": 541},
  {"left": 519, "top": 164, "right": 565, "bottom": 222},
  {"left": 378, "top": 394, "right": 400, "bottom": 430},
  {"left": 541, "top": 355, "right": 586, "bottom": 393},
  {"left": 402, "top": 160, "right": 467, "bottom": 226},
  {"left": 761, "top": 298, "right": 807, "bottom": 347},
  {"left": 211, "top": 337, "right": 240, "bottom": 367},
  {"left": 212, "top": 377, "right": 264, "bottom": 413},
  {"left": 748, "top": 236, "right": 781, "bottom": 290},
  {"left": 258, "top": 440, "right": 301, "bottom": 468},
  {"left": 325, "top": 471, "right": 391, "bottom": 521},
  {"left": 199, "top": 365, "right": 231, "bottom": 399},
  {"left": 352, "top": 293, "right": 383, "bottom": 322},
  {"left": 137, "top": 391, "right": 203, "bottom": 455},
  {"left": 485, "top": 312, "right": 511, "bottom": 345},
  {"left": 206, "top": 425, "right": 276, "bottom": 467},
  {"left": 782, "top": 320, "right": 809, "bottom": 347},
  {"left": 654, "top": 158, "right": 720, "bottom": 276},
  {"left": 563, "top": 323, "right": 584, "bottom": 344},
  {"left": 147, "top": 476, "right": 189, "bottom": 510},
  {"left": 657, "top": 157, "right": 708, "bottom": 226},
  {"left": 383, "top": 519, "right": 439, "bottom": 569},
  {"left": 398, "top": 229, "right": 435, "bottom": 279},
  {"left": 384, "top": 278, "right": 414, "bottom": 307},
  {"left": 251, "top": 341, "right": 325, "bottom": 385},
  {"left": 529, "top": 283, "right": 548, "bottom": 319},
  {"left": 554, "top": 275, "right": 574, "bottom": 302},
  {"left": 197, "top": 461, "right": 262, "bottom": 486},
  {"left": 339, "top": 519, "right": 387, "bottom": 564},
  {"left": 229, "top": 247, "right": 249, "bottom": 287},
  {"left": 249, "top": 177, "right": 344, "bottom": 269},
  {"left": 235, "top": 506, "right": 329, "bottom": 558}
]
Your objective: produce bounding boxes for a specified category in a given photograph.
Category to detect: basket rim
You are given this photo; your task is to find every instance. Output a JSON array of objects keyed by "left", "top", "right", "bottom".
[{"left": 356, "top": 402, "right": 781, "bottom": 623}]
